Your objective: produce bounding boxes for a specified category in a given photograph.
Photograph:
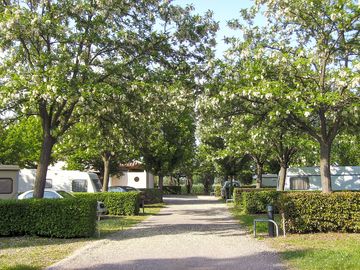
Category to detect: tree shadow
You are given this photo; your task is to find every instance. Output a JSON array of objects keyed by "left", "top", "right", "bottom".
[{"left": 51, "top": 251, "right": 290, "bottom": 270}]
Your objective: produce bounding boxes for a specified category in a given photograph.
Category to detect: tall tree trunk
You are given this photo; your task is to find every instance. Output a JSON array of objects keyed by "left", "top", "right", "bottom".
[
  {"left": 278, "top": 165, "right": 287, "bottom": 191},
  {"left": 256, "top": 163, "right": 263, "bottom": 189},
  {"left": 186, "top": 175, "right": 193, "bottom": 194},
  {"left": 33, "top": 134, "right": 56, "bottom": 198},
  {"left": 320, "top": 141, "right": 332, "bottom": 193},
  {"left": 102, "top": 152, "right": 111, "bottom": 192},
  {"left": 158, "top": 175, "right": 164, "bottom": 191}
]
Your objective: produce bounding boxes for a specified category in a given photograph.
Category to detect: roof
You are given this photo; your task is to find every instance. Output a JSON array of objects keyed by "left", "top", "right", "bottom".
[{"left": 119, "top": 161, "right": 144, "bottom": 170}]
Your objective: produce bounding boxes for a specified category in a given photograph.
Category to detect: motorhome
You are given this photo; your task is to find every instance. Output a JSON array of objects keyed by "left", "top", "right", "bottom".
[
  {"left": 253, "top": 174, "right": 278, "bottom": 187},
  {"left": 281, "top": 166, "right": 360, "bottom": 191},
  {"left": 18, "top": 169, "right": 102, "bottom": 193},
  {"left": 0, "top": 165, "right": 20, "bottom": 199}
]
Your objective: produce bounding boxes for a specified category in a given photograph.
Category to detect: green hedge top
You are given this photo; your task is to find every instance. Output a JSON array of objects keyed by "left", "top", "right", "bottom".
[
  {"left": 233, "top": 188, "right": 277, "bottom": 206},
  {"left": 279, "top": 192, "right": 360, "bottom": 233},
  {"left": 0, "top": 198, "right": 97, "bottom": 238},
  {"left": 75, "top": 192, "right": 140, "bottom": 216}
]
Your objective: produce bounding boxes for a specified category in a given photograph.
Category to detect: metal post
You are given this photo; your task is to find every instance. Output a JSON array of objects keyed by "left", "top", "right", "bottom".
[{"left": 267, "top": 205, "right": 275, "bottom": 237}]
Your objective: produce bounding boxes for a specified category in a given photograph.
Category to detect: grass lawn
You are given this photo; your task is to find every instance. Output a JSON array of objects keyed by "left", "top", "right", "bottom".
[
  {"left": 0, "top": 203, "right": 164, "bottom": 270},
  {"left": 230, "top": 205, "right": 360, "bottom": 270}
]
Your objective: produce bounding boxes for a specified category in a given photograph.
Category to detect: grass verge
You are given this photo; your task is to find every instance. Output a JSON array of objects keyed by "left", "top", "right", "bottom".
[
  {"left": 230, "top": 205, "right": 360, "bottom": 270},
  {"left": 0, "top": 203, "right": 164, "bottom": 270}
]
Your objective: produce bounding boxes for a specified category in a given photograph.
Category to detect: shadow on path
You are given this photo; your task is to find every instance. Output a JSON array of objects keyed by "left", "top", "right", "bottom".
[{"left": 63, "top": 252, "right": 287, "bottom": 270}]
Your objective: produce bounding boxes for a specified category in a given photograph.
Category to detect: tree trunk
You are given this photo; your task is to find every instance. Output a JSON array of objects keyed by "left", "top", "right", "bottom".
[
  {"left": 186, "top": 175, "right": 193, "bottom": 194},
  {"left": 158, "top": 175, "right": 164, "bottom": 191},
  {"left": 33, "top": 134, "right": 56, "bottom": 198},
  {"left": 256, "top": 163, "right": 263, "bottom": 189},
  {"left": 320, "top": 141, "right": 332, "bottom": 193},
  {"left": 278, "top": 165, "right": 287, "bottom": 191},
  {"left": 102, "top": 152, "right": 111, "bottom": 192}
]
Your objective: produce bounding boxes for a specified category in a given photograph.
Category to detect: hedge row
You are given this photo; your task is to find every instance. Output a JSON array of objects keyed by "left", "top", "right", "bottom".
[
  {"left": 139, "top": 188, "right": 163, "bottom": 204},
  {"left": 241, "top": 190, "right": 281, "bottom": 214},
  {"left": 180, "top": 184, "right": 206, "bottom": 195},
  {"left": 0, "top": 198, "right": 97, "bottom": 238},
  {"left": 75, "top": 192, "right": 140, "bottom": 215},
  {"left": 279, "top": 192, "right": 360, "bottom": 233},
  {"left": 233, "top": 188, "right": 277, "bottom": 209},
  {"left": 162, "top": 186, "right": 181, "bottom": 195}
]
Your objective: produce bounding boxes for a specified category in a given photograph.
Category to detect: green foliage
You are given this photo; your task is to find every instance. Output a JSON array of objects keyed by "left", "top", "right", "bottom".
[
  {"left": 213, "top": 184, "right": 222, "bottom": 197},
  {"left": 233, "top": 188, "right": 279, "bottom": 213},
  {"left": 138, "top": 189, "right": 163, "bottom": 204},
  {"left": 75, "top": 192, "right": 140, "bottom": 216},
  {"left": 279, "top": 192, "right": 360, "bottom": 233},
  {"left": 0, "top": 198, "right": 97, "bottom": 238},
  {"left": 162, "top": 186, "right": 181, "bottom": 195},
  {"left": 191, "top": 184, "right": 205, "bottom": 195},
  {"left": 0, "top": 117, "right": 41, "bottom": 167}
]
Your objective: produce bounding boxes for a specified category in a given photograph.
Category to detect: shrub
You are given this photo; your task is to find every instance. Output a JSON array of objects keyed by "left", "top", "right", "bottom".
[
  {"left": 279, "top": 192, "right": 360, "bottom": 233},
  {"left": 0, "top": 198, "right": 97, "bottom": 238},
  {"left": 75, "top": 192, "right": 140, "bottom": 215},
  {"left": 139, "top": 188, "right": 163, "bottom": 204},
  {"left": 242, "top": 190, "right": 281, "bottom": 214},
  {"left": 233, "top": 188, "right": 277, "bottom": 208},
  {"left": 213, "top": 184, "right": 222, "bottom": 197},
  {"left": 191, "top": 184, "right": 205, "bottom": 195},
  {"left": 162, "top": 186, "right": 181, "bottom": 195}
]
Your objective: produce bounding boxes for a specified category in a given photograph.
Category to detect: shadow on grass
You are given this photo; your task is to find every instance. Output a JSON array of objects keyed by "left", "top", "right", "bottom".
[{"left": 1, "top": 265, "right": 40, "bottom": 270}]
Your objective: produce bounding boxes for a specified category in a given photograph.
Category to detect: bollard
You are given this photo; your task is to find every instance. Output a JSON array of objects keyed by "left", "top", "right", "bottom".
[{"left": 267, "top": 205, "right": 275, "bottom": 237}]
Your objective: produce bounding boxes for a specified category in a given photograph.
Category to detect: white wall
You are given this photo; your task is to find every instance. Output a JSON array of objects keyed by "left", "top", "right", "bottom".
[{"left": 110, "top": 171, "right": 154, "bottom": 189}]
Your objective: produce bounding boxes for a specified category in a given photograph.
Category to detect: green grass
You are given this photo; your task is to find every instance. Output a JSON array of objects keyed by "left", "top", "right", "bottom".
[
  {"left": 268, "top": 233, "right": 360, "bottom": 270},
  {"left": 230, "top": 205, "right": 360, "bottom": 270},
  {"left": 0, "top": 203, "right": 164, "bottom": 270}
]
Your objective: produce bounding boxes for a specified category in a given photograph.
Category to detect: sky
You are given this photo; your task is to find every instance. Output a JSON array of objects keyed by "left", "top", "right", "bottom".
[{"left": 173, "top": 0, "right": 257, "bottom": 57}]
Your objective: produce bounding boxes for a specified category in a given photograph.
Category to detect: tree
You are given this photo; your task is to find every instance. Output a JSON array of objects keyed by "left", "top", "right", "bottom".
[
  {"left": 0, "top": 116, "right": 41, "bottom": 167},
  {"left": 227, "top": 0, "right": 360, "bottom": 192},
  {"left": 0, "top": 1, "right": 217, "bottom": 197}
]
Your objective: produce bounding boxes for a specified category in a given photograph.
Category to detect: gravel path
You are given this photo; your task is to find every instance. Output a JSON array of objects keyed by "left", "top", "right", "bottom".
[{"left": 47, "top": 195, "right": 285, "bottom": 270}]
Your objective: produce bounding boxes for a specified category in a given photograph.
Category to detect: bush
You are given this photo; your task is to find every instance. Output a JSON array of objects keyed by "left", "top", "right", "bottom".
[
  {"left": 242, "top": 190, "right": 281, "bottom": 214},
  {"left": 213, "top": 184, "right": 222, "bottom": 197},
  {"left": 279, "top": 192, "right": 360, "bottom": 233},
  {"left": 0, "top": 198, "right": 97, "bottom": 238},
  {"left": 191, "top": 184, "right": 205, "bottom": 195},
  {"left": 75, "top": 192, "right": 140, "bottom": 215},
  {"left": 139, "top": 188, "right": 163, "bottom": 204},
  {"left": 233, "top": 188, "right": 277, "bottom": 208},
  {"left": 180, "top": 184, "right": 206, "bottom": 195},
  {"left": 162, "top": 186, "right": 181, "bottom": 195}
]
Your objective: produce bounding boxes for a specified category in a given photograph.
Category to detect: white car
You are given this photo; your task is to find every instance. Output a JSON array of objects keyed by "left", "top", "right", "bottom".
[{"left": 18, "top": 189, "right": 107, "bottom": 214}]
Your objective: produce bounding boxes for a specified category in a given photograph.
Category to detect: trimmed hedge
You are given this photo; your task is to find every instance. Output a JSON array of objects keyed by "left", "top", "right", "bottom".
[
  {"left": 279, "top": 192, "right": 360, "bottom": 233},
  {"left": 0, "top": 198, "right": 97, "bottom": 238},
  {"left": 162, "top": 186, "right": 181, "bottom": 195},
  {"left": 241, "top": 190, "right": 281, "bottom": 214},
  {"left": 233, "top": 188, "right": 277, "bottom": 208},
  {"left": 180, "top": 184, "right": 206, "bottom": 195},
  {"left": 75, "top": 192, "right": 140, "bottom": 215},
  {"left": 213, "top": 184, "right": 222, "bottom": 197},
  {"left": 139, "top": 188, "right": 163, "bottom": 204}
]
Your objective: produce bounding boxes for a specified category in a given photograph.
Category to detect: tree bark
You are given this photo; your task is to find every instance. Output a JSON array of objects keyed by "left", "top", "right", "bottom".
[
  {"left": 320, "top": 141, "right": 332, "bottom": 193},
  {"left": 158, "top": 175, "right": 164, "bottom": 191},
  {"left": 256, "top": 163, "right": 263, "bottom": 189},
  {"left": 33, "top": 134, "right": 56, "bottom": 198},
  {"left": 278, "top": 165, "right": 287, "bottom": 191},
  {"left": 102, "top": 152, "right": 111, "bottom": 192}
]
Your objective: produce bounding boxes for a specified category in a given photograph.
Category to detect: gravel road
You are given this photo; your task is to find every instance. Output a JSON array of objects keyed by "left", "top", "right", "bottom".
[{"left": 47, "top": 195, "right": 285, "bottom": 270}]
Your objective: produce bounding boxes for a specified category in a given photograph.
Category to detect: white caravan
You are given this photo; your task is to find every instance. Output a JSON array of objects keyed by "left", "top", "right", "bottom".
[
  {"left": 18, "top": 169, "right": 102, "bottom": 193},
  {"left": 281, "top": 166, "right": 360, "bottom": 191},
  {"left": 0, "top": 165, "right": 20, "bottom": 199},
  {"left": 253, "top": 174, "right": 278, "bottom": 187}
]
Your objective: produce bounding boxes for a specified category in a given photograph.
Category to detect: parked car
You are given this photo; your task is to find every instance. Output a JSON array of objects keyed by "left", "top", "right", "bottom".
[
  {"left": 18, "top": 189, "right": 107, "bottom": 214},
  {"left": 108, "top": 186, "right": 144, "bottom": 207},
  {"left": 221, "top": 180, "right": 241, "bottom": 198},
  {"left": 108, "top": 186, "right": 139, "bottom": 192}
]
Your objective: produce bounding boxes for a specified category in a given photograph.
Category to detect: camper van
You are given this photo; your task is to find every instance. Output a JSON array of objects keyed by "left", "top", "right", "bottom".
[
  {"left": 252, "top": 174, "right": 278, "bottom": 187},
  {"left": 281, "top": 166, "right": 360, "bottom": 191},
  {"left": 0, "top": 165, "right": 20, "bottom": 199},
  {"left": 19, "top": 169, "right": 102, "bottom": 193}
]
